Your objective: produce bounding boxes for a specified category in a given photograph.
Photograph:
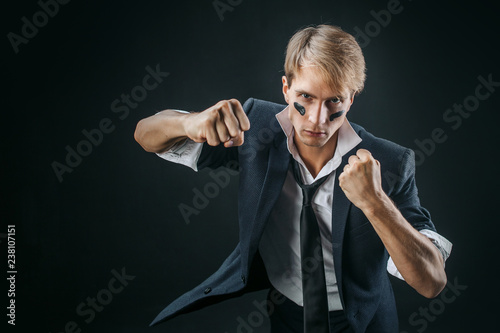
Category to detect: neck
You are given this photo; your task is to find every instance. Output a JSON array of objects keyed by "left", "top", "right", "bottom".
[{"left": 295, "top": 131, "right": 339, "bottom": 178}]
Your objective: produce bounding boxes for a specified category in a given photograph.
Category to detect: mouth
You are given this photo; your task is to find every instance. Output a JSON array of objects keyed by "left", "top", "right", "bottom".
[{"left": 303, "top": 130, "right": 326, "bottom": 138}]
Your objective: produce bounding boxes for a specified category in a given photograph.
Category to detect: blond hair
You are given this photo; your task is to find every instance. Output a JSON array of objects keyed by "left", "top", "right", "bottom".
[{"left": 284, "top": 24, "right": 366, "bottom": 96}]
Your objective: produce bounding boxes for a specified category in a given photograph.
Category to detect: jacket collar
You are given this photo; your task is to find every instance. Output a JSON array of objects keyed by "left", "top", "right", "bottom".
[{"left": 275, "top": 106, "right": 362, "bottom": 183}]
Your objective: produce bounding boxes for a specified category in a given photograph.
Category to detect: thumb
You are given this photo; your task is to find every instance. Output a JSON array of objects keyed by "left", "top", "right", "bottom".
[{"left": 224, "top": 131, "right": 245, "bottom": 148}]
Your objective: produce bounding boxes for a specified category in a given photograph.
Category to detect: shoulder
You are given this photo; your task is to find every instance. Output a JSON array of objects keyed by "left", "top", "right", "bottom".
[
  {"left": 349, "top": 121, "right": 414, "bottom": 171},
  {"left": 243, "top": 98, "right": 286, "bottom": 116},
  {"left": 349, "top": 122, "right": 418, "bottom": 198},
  {"left": 241, "top": 98, "right": 286, "bottom": 133},
  {"left": 350, "top": 122, "right": 409, "bottom": 155}
]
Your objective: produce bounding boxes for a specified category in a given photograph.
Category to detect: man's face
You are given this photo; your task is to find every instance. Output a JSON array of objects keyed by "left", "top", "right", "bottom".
[{"left": 282, "top": 66, "right": 354, "bottom": 154}]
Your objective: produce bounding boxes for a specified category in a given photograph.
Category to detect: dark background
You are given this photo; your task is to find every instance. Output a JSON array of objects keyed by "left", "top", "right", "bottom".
[{"left": 3, "top": 0, "right": 499, "bottom": 332}]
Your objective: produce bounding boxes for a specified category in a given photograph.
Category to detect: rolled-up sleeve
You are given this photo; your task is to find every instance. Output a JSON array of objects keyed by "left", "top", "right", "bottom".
[
  {"left": 154, "top": 110, "right": 203, "bottom": 171},
  {"left": 156, "top": 139, "right": 203, "bottom": 171},
  {"left": 387, "top": 229, "right": 452, "bottom": 280}
]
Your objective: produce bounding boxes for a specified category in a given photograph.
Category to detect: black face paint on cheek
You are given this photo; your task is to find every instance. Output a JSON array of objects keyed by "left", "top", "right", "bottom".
[
  {"left": 330, "top": 110, "right": 345, "bottom": 121},
  {"left": 294, "top": 102, "right": 306, "bottom": 116}
]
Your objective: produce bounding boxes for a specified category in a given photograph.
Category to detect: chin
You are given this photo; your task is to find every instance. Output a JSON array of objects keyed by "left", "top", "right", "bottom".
[{"left": 300, "top": 137, "right": 328, "bottom": 148}]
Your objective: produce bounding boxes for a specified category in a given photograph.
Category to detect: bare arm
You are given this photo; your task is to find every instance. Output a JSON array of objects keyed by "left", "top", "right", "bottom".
[
  {"left": 361, "top": 193, "right": 446, "bottom": 298},
  {"left": 134, "top": 99, "right": 250, "bottom": 153},
  {"left": 134, "top": 110, "right": 191, "bottom": 153},
  {"left": 338, "top": 149, "right": 447, "bottom": 298}
]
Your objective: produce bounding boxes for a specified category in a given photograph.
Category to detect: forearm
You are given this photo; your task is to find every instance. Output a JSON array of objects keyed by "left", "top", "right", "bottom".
[
  {"left": 362, "top": 194, "right": 447, "bottom": 298},
  {"left": 134, "top": 110, "right": 192, "bottom": 153}
]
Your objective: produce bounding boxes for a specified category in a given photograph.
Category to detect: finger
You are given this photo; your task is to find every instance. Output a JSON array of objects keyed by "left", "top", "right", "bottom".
[
  {"left": 224, "top": 139, "right": 235, "bottom": 148},
  {"left": 356, "top": 149, "right": 372, "bottom": 161},
  {"left": 227, "top": 131, "right": 245, "bottom": 147},
  {"left": 215, "top": 111, "right": 230, "bottom": 139},
  {"left": 343, "top": 163, "right": 351, "bottom": 172},
  {"left": 230, "top": 99, "right": 251, "bottom": 131},
  {"left": 205, "top": 124, "right": 221, "bottom": 146},
  {"left": 220, "top": 102, "right": 242, "bottom": 138},
  {"left": 338, "top": 172, "right": 346, "bottom": 188},
  {"left": 348, "top": 155, "right": 359, "bottom": 166}
]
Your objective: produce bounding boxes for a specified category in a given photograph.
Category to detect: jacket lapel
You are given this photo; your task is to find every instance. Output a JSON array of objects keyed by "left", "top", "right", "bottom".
[
  {"left": 331, "top": 154, "right": 353, "bottom": 300},
  {"left": 254, "top": 130, "right": 291, "bottom": 236},
  {"left": 241, "top": 130, "right": 291, "bottom": 270}
]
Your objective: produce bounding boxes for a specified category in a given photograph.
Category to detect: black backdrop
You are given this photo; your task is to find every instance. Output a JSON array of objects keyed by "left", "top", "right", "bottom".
[{"left": 3, "top": 0, "right": 499, "bottom": 332}]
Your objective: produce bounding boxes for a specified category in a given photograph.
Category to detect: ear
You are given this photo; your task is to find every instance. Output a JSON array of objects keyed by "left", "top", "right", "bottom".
[{"left": 282, "top": 76, "right": 290, "bottom": 103}]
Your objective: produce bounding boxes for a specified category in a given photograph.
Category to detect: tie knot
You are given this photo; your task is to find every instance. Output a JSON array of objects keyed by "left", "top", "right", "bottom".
[{"left": 291, "top": 160, "right": 329, "bottom": 205}]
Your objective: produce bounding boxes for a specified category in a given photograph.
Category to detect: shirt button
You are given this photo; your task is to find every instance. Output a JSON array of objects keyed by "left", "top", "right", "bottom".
[
  {"left": 204, "top": 287, "right": 212, "bottom": 294},
  {"left": 241, "top": 275, "right": 246, "bottom": 284}
]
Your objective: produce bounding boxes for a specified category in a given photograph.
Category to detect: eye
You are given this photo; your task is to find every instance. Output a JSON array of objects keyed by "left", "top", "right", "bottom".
[
  {"left": 330, "top": 97, "right": 341, "bottom": 104},
  {"left": 301, "top": 93, "right": 311, "bottom": 99}
]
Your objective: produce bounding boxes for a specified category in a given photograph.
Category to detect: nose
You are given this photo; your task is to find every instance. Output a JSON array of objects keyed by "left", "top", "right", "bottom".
[{"left": 307, "top": 102, "right": 329, "bottom": 125}]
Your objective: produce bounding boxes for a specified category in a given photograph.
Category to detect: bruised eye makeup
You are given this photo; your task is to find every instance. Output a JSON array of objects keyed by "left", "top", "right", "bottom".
[
  {"left": 330, "top": 110, "right": 345, "bottom": 121},
  {"left": 294, "top": 102, "right": 306, "bottom": 116},
  {"left": 294, "top": 101, "right": 345, "bottom": 121}
]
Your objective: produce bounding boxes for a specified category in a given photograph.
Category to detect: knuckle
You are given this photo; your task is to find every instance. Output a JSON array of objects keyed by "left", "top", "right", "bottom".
[
  {"left": 201, "top": 117, "right": 214, "bottom": 128},
  {"left": 207, "top": 108, "right": 219, "bottom": 119},
  {"left": 216, "top": 100, "right": 229, "bottom": 110},
  {"left": 230, "top": 129, "right": 241, "bottom": 138}
]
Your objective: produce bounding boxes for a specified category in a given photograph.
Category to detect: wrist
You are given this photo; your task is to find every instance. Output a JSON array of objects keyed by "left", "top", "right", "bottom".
[
  {"left": 177, "top": 111, "right": 192, "bottom": 136},
  {"left": 359, "top": 190, "right": 393, "bottom": 218},
  {"left": 158, "top": 110, "right": 195, "bottom": 151}
]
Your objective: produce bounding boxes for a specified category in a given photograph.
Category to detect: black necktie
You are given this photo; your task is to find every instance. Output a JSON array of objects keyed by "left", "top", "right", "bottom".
[{"left": 292, "top": 160, "right": 330, "bottom": 333}]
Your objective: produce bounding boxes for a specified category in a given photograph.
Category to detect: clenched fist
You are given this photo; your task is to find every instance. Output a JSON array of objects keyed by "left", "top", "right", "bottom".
[
  {"left": 135, "top": 99, "right": 251, "bottom": 153},
  {"left": 185, "top": 99, "right": 250, "bottom": 148},
  {"left": 338, "top": 149, "right": 385, "bottom": 212}
]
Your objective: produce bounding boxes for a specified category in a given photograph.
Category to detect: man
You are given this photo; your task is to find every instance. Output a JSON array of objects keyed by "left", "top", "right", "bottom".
[{"left": 134, "top": 24, "right": 452, "bottom": 332}]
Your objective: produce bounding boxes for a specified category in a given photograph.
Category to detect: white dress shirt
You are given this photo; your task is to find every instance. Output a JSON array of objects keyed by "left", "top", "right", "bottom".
[{"left": 157, "top": 106, "right": 453, "bottom": 311}]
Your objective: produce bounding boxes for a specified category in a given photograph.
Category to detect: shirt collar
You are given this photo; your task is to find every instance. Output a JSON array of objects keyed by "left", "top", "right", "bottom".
[{"left": 275, "top": 105, "right": 362, "bottom": 182}]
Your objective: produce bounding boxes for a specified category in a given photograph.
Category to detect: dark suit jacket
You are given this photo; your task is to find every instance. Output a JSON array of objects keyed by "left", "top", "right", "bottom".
[{"left": 150, "top": 98, "right": 436, "bottom": 332}]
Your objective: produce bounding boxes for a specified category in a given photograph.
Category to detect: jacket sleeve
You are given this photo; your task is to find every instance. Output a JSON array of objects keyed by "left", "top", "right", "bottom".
[
  {"left": 389, "top": 148, "right": 436, "bottom": 232},
  {"left": 386, "top": 148, "right": 453, "bottom": 279}
]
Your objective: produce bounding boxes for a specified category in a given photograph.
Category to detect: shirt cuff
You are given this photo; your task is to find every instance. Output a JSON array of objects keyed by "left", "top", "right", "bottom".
[
  {"left": 387, "top": 229, "right": 453, "bottom": 281},
  {"left": 154, "top": 109, "right": 203, "bottom": 171},
  {"left": 156, "top": 139, "right": 203, "bottom": 171},
  {"left": 419, "top": 229, "right": 453, "bottom": 262}
]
